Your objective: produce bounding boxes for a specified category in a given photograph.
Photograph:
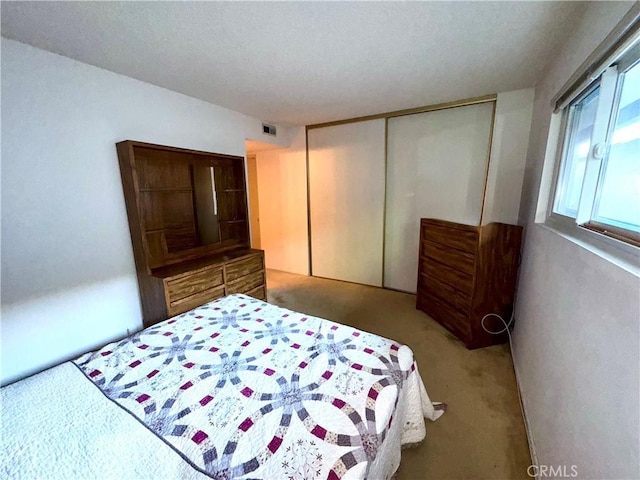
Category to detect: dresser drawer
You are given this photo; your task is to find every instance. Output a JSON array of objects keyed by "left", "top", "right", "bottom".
[
  {"left": 421, "top": 240, "right": 476, "bottom": 275},
  {"left": 421, "top": 222, "right": 478, "bottom": 253},
  {"left": 417, "top": 290, "right": 470, "bottom": 342},
  {"left": 419, "top": 272, "right": 472, "bottom": 313},
  {"left": 167, "top": 284, "right": 226, "bottom": 317},
  {"left": 421, "top": 257, "right": 474, "bottom": 293},
  {"left": 226, "top": 254, "right": 263, "bottom": 281},
  {"left": 166, "top": 266, "right": 224, "bottom": 301},
  {"left": 227, "top": 270, "right": 265, "bottom": 294},
  {"left": 245, "top": 285, "right": 267, "bottom": 301}
]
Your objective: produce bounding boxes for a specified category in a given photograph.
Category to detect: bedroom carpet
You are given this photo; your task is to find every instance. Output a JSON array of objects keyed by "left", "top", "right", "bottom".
[{"left": 265, "top": 269, "right": 531, "bottom": 480}]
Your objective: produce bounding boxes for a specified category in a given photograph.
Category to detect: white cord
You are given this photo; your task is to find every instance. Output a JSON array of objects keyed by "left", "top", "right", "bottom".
[{"left": 480, "top": 311, "right": 514, "bottom": 335}]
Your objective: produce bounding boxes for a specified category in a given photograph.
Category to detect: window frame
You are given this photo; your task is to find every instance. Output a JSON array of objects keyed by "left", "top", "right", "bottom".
[
  {"left": 547, "top": 45, "right": 640, "bottom": 255},
  {"left": 551, "top": 81, "right": 601, "bottom": 219}
]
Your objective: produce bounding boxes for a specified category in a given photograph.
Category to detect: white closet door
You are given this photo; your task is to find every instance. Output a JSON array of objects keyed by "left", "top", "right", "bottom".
[
  {"left": 384, "top": 102, "right": 494, "bottom": 293},
  {"left": 308, "top": 119, "right": 386, "bottom": 286}
]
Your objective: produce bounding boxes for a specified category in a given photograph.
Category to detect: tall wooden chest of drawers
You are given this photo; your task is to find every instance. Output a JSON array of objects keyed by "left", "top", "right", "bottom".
[{"left": 416, "top": 219, "right": 523, "bottom": 349}]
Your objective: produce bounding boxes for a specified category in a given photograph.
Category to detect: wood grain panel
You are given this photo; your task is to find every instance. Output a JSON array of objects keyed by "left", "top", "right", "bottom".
[
  {"left": 220, "top": 220, "right": 249, "bottom": 243},
  {"left": 159, "top": 249, "right": 266, "bottom": 319},
  {"left": 469, "top": 222, "right": 522, "bottom": 348},
  {"left": 227, "top": 270, "right": 265, "bottom": 294},
  {"left": 117, "top": 140, "right": 251, "bottom": 272},
  {"left": 137, "top": 155, "right": 192, "bottom": 190},
  {"left": 217, "top": 191, "right": 248, "bottom": 222},
  {"left": 420, "top": 257, "right": 474, "bottom": 293},
  {"left": 245, "top": 285, "right": 267, "bottom": 301},
  {"left": 419, "top": 272, "right": 472, "bottom": 313},
  {"left": 140, "top": 191, "right": 195, "bottom": 231},
  {"left": 213, "top": 161, "right": 246, "bottom": 191},
  {"left": 421, "top": 240, "right": 476, "bottom": 275},
  {"left": 164, "top": 226, "right": 199, "bottom": 253},
  {"left": 152, "top": 249, "right": 260, "bottom": 278},
  {"left": 116, "top": 140, "right": 259, "bottom": 326},
  {"left": 167, "top": 285, "right": 226, "bottom": 317},
  {"left": 417, "top": 290, "right": 470, "bottom": 341},
  {"left": 421, "top": 220, "right": 478, "bottom": 253},
  {"left": 226, "top": 254, "right": 264, "bottom": 281},
  {"left": 117, "top": 142, "right": 169, "bottom": 326},
  {"left": 416, "top": 218, "right": 522, "bottom": 349},
  {"left": 166, "top": 266, "right": 224, "bottom": 301}
]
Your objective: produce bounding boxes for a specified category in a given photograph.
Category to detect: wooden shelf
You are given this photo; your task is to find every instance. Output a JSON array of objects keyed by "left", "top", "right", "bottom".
[
  {"left": 139, "top": 187, "right": 193, "bottom": 193},
  {"left": 116, "top": 139, "right": 255, "bottom": 327},
  {"left": 145, "top": 223, "right": 194, "bottom": 234}
]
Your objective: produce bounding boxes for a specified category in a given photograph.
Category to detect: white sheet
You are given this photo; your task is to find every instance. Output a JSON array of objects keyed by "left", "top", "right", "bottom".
[{"left": 1, "top": 363, "right": 209, "bottom": 480}]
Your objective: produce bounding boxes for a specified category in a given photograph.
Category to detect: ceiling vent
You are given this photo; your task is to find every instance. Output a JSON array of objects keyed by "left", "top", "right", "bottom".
[{"left": 262, "top": 123, "right": 277, "bottom": 136}]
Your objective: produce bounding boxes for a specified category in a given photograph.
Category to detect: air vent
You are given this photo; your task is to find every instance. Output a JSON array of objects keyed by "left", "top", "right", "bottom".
[{"left": 262, "top": 123, "right": 277, "bottom": 136}]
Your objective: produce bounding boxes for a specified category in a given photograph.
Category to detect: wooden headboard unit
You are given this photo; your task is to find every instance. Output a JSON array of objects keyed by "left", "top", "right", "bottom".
[{"left": 117, "top": 140, "right": 266, "bottom": 327}]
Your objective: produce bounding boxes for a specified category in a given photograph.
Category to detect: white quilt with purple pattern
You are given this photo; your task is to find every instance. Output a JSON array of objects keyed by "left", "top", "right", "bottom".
[{"left": 4, "top": 294, "right": 443, "bottom": 480}]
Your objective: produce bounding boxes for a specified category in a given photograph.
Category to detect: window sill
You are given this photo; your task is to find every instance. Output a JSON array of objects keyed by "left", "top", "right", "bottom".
[{"left": 539, "top": 219, "right": 640, "bottom": 277}]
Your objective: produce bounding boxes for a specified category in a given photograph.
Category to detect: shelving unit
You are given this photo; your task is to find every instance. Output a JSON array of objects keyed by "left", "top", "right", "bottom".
[{"left": 116, "top": 140, "right": 265, "bottom": 327}]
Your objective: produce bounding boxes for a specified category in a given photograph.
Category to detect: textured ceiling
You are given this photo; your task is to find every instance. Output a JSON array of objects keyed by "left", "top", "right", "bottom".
[{"left": 1, "top": 1, "right": 590, "bottom": 126}]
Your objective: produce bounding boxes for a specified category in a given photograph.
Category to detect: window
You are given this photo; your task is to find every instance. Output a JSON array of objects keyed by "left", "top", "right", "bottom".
[{"left": 551, "top": 44, "right": 640, "bottom": 248}]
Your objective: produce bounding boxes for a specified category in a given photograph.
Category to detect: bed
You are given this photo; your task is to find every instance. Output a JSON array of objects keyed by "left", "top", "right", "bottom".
[{"left": 1, "top": 294, "right": 444, "bottom": 479}]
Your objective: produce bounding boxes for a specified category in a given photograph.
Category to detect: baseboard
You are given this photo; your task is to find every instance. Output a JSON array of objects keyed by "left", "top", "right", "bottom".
[{"left": 510, "top": 339, "right": 539, "bottom": 478}]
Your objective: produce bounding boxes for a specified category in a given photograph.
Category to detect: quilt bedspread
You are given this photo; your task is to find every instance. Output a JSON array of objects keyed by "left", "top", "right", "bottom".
[{"left": 74, "top": 294, "right": 443, "bottom": 479}]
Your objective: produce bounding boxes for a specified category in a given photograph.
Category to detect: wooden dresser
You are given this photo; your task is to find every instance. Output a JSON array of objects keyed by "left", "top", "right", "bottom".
[
  {"left": 416, "top": 218, "right": 523, "bottom": 349},
  {"left": 117, "top": 140, "right": 266, "bottom": 327},
  {"left": 151, "top": 249, "right": 266, "bottom": 319}
]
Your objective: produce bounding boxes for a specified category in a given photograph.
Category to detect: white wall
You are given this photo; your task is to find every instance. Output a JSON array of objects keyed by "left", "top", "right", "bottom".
[
  {"left": 0, "top": 39, "right": 292, "bottom": 385},
  {"left": 254, "top": 127, "right": 309, "bottom": 276},
  {"left": 482, "top": 88, "right": 534, "bottom": 225},
  {"left": 514, "top": 3, "right": 640, "bottom": 479}
]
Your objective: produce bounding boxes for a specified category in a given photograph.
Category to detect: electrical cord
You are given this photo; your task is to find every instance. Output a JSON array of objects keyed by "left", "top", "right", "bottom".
[{"left": 480, "top": 311, "right": 515, "bottom": 335}]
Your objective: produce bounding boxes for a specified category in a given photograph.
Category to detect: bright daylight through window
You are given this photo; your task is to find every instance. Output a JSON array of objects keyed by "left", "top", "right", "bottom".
[{"left": 552, "top": 43, "right": 640, "bottom": 247}]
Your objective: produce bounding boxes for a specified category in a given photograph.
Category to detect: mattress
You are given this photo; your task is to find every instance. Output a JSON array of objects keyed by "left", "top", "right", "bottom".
[{"left": 1, "top": 294, "right": 444, "bottom": 479}]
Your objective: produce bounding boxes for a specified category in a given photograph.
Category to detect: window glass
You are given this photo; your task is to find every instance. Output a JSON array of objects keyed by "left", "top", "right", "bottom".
[
  {"left": 592, "top": 61, "right": 640, "bottom": 233},
  {"left": 553, "top": 88, "right": 600, "bottom": 217}
]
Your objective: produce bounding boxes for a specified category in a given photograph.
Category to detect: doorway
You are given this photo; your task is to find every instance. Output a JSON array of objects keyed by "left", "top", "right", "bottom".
[{"left": 244, "top": 139, "right": 284, "bottom": 250}]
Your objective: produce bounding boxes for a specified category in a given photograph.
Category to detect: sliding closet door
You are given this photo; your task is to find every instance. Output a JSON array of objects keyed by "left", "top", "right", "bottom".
[
  {"left": 384, "top": 102, "right": 494, "bottom": 293},
  {"left": 308, "top": 119, "right": 386, "bottom": 286}
]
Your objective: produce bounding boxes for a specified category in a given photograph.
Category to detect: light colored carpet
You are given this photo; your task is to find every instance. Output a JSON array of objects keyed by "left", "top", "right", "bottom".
[{"left": 266, "top": 269, "right": 531, "bottom": 480}]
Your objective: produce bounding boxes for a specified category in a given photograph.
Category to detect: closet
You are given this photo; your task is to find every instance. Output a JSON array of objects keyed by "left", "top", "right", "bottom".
[
  {"left": 384, "top": 102, "right": 494, "bottom": 292},
  {"left": 307, "top": 119, "right": 386, "bottom": 286},
  {"left": 308, "top": 95, "right": 501, "bottom": 292},
  {"left": 304, "top": 91, "right": 534, "bottom": 348},
  {"left": 306, "top": 92, "right": 534, "bottom": 347}
]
